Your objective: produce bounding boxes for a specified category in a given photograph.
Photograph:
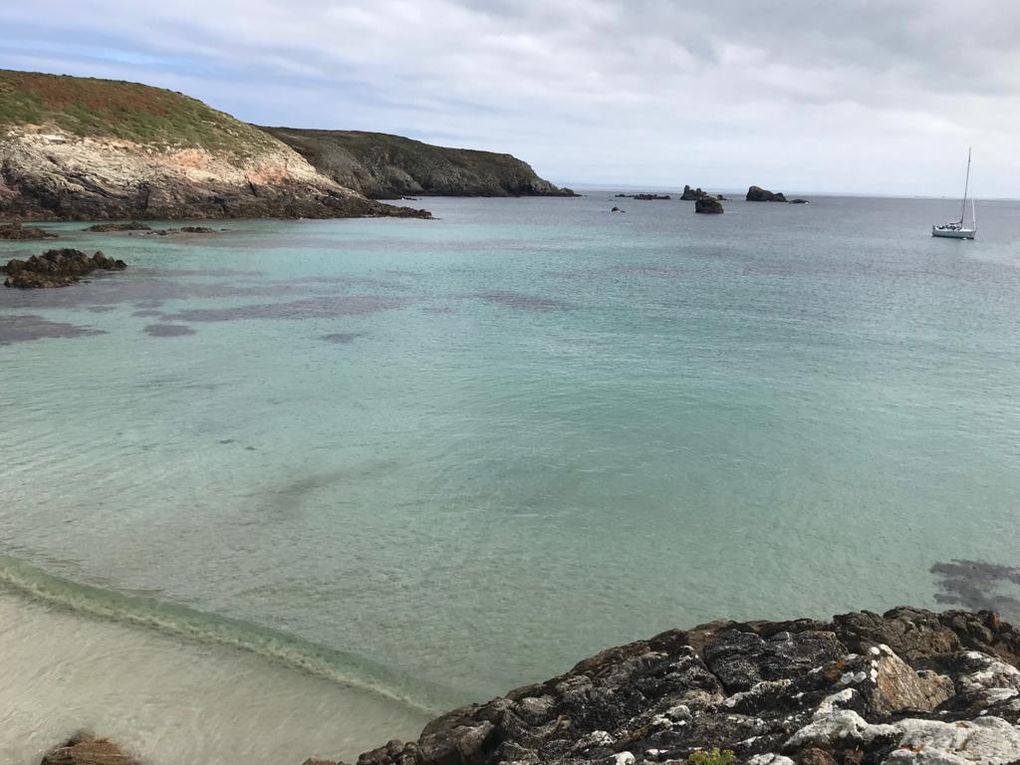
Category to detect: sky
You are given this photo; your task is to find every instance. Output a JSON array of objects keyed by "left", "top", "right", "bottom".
[{"left": 1, "top": 0, "right": 1018, "bottom": 196}]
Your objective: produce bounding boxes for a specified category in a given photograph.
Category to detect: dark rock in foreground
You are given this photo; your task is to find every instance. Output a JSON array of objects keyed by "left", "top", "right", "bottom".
[
  {"left": 32, "top": 609, "right": 1020, "bottom": 765},
  {"left": 4, "top": 249, "right": 126, "bottom": 288},
  {"left": 352, "top": 608, "right": 1020, "bottom": 765},
  {"left": 746, "top": 186, "right": 788, "bottom": 202},
  {"left": 85, "top": 222, "right": 152, "bottom": 232},
  {"left": 695, "top": 198, "right": 724, "bottom": 214},
  {"left": 0, "top": 221, "right": 58, "bottom": 239},
  {"left": 40, "top": 732, "right": 139, "bottom": 765},
  {"left": 789, "top": 199, "right": 809, "bottom": 204}
]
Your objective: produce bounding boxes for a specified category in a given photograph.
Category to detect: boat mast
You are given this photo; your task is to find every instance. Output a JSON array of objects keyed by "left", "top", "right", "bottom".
[{"left": 960, "top": 147, "right": 972, "bottom": 225}]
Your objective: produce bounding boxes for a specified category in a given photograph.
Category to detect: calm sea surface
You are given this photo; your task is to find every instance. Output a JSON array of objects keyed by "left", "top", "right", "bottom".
[{"left": 1, "top": 193, "right": 1019, "bottom": 763}]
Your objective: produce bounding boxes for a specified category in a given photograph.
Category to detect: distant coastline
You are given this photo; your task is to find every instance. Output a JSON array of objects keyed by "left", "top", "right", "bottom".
[{"left": 0, "top": 69, "right": 570, "bottom": 223}]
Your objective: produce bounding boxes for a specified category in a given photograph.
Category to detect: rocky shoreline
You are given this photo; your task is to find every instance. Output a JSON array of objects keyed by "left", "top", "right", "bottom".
[
  {"left": 36, "top": 607, "right": 1020, "bottom": 765},
  {"left": 3, "top": 248, "right": 126, "bottom": 288}
]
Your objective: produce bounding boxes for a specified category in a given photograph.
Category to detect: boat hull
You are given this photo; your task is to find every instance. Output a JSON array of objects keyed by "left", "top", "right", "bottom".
[{"left": 932, "top": 227, "right": 976, "bottom": 239}]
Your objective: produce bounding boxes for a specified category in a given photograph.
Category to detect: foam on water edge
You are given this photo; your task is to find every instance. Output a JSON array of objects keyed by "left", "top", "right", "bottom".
[{"left": 0, "top": 555, "right": 433, "bottom": 764}]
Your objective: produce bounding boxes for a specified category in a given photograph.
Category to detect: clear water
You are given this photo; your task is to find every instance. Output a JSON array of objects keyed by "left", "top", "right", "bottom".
[{"left": 2, "top": 194, "right": 1019, "bottom": 764}]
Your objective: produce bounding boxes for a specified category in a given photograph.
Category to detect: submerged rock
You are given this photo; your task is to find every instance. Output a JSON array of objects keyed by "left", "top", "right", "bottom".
[
  {"left": 4, "top": 249, "right": 127, "bottom": 288},
  {"left": 746, "top": 185, "right": 788, "bottom": 202},
  {"left": 0, "top": 221, "right": 58, "bottom": 239},
  {"left": 85, "top": 221, "right": 152, "bottom": 232},
  {"left": 695, "top": 197, "right": 724, "bottom": 214},
  {"left": 40, "top": 732, "right": 140, "bottom": 765}
]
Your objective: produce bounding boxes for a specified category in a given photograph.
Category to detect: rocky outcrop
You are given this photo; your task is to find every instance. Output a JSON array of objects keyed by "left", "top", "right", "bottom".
[
  {"left": 695, "top": 198, "right": 724, "bottom": 214},
  {"left": 40, "top": 732, "right": 139, "bottom": 765},
  {"left": 680, "top": 186, "right": 726, "bottom": 202},
  {"left": 348, "top": 608, "right": 1020, "bottom": 765},
  {"left": 617, "top": 194, "right": 671, "bottom": 201},
  {"left": 85, "top": 222, "right": 152, "bottom": 232},
  {"left": 36, "top": 609, "right": 1020, "bottom": 765},
  {"left": 4, "top": 248, "right": 126, "bottom": 288},
  {"left": 746, "top": 186, "right": 788, "bottom": 202},
  {"left": 262, "top": 127, "right": 576, "bottom": 199},
  {"left": 0, "top": 70, "right": 430, "bottom": 221},
  {"left": 0, "top": 221, "right": 57, "bottom": 239}
]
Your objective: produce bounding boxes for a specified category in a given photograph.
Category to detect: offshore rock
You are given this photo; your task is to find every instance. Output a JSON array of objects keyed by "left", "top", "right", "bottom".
[
  {"left": 4, "top": 248, "right": 126, "bottom": 288},
  {"left": 344, "top": 609, "right": 1020, "bottom": 765},
  {"left": 746, "top": 186, "right": 788, "bottom": 202},
  {"left": 695, "top": 197, "right": 724, "bottom": 214},
  {"left": 680, "top": 185, "right": 724, "bottom": 201}
]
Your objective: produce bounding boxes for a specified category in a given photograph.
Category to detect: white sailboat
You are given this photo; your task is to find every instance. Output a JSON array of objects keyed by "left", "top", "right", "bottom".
[{"left": 932, "top": 148, "right": 977, "bottom": 239}]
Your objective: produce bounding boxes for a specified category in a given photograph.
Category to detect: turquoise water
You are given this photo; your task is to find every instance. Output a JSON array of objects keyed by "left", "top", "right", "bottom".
[{"left": 2, "top": 194, "right": 1020, "bottom": 762}]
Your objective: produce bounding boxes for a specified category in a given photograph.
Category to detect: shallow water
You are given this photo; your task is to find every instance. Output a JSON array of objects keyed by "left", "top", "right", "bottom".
[{"left": 2, "top": 194, "right": 1019, "bottom": 762}]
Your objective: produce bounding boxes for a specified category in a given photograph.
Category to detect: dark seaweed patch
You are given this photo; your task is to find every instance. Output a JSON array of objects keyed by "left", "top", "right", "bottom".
[
  {"left": 0, "top": 314, "right": 105, "bottom": 345},
  {"left": 162, "top": 295, "right": 407, "bottom": 322},
  {"left": 320, "top": 332, "right": 361, "bottom": 344},
  {"left": 144, "top": 323, "right": 196, "bottom": 337},
  {"left": 477, "top": 291, "right": 573, "bottom": 312},
  {"left": 932, "top": 559, "right": 1020, "bottom": 621},
  {"left": 615, "top": 265, "right": 684, "bottom": 278}
]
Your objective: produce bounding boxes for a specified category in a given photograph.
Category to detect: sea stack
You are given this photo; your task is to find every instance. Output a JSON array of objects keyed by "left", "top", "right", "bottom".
[
  {"left": 746, "top": 185, "right": 788, "bottom": 202},
  {"left": 695, "top": 197, "right": 724, "bottom": 214}
]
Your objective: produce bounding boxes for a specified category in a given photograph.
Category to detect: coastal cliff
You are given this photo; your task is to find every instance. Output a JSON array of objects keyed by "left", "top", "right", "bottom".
[
  {"left": 0, "top": 70, "right": 428, "bottom": 220},
  {"left": 41, "top": 608, "right": 1020, "bottom": 765},
  {"left": 262, "top": 127, "right": 576, "bottom": 199}
]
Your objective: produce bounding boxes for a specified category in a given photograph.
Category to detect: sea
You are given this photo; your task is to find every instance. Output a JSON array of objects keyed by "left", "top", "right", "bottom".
[{"left": 1, "top": 192, "right": 1019, "bottom": 764}]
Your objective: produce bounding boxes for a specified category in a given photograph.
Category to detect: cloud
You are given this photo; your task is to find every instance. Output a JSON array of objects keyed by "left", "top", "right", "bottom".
[{"left": 1, "top": 0, "right": 1018, "bottom": 195}]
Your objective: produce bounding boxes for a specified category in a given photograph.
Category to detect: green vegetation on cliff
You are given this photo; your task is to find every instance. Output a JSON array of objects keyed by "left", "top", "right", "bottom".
[
  {"left": 0, "top": 70, "right": 276, "bottom": 156},
  {"left": 263, "top": 127, "right": 575, "bottom": 198}
]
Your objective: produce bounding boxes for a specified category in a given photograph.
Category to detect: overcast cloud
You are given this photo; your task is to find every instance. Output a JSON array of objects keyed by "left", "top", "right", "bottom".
[{"left": 2, "top": 0, "right": 1018, "bottom": 196}]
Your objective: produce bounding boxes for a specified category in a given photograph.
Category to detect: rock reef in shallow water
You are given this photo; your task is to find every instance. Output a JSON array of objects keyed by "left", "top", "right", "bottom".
[
  {"left": 85, "top": 222, "right": 152, "bottom": 232},
  {"left": 0, "top": 221, "right": 58, "bottom": 239},
  {"left": 40, "top": 732, "right": 140, "bottom": 765},
  {"left": 4, "top": 248, "right": 126, "bottom": 288}
]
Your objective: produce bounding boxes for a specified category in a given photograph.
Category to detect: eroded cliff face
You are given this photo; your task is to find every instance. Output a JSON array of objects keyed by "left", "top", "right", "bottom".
[
  {"left": 0, "top": 70, "right": 428, "bottom": 220},
  {"left": 0, "top": 126, "right": 429, "bottom": 220},
  {"left": 262, "top": 128, "right": 577, "bottom": 199}
]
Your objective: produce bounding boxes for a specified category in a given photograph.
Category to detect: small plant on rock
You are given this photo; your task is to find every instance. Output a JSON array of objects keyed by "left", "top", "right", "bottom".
[{"left": 687, "top": 748, "right": 736, "bottom": 765}]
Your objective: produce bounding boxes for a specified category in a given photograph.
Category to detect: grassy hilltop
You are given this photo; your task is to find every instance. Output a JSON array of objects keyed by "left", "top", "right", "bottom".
[{"left": 0, "top": 70, "right": 276, "bottom": 157}]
